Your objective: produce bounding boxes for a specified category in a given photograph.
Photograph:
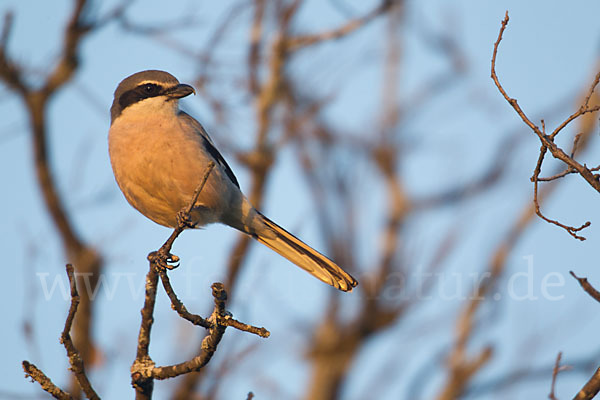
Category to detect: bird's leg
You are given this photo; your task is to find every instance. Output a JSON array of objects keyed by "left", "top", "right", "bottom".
[
  {"left": 149, "top": 203, "right": 196, "bottom": 270},
  {"left": 147, "top": 162, "right": 216, "bottom": 272},
  {"left": 176, "top": 210, "right": 196, "bottom": 229},
  {"left": 147, "top": 204, "right": 197, "bottom": 271},
  {"left": 149, "top": 208, "right": 195, "bottom": 270},
  {"left": 147, "top": 250, "right": 180, "bottom": 270}
]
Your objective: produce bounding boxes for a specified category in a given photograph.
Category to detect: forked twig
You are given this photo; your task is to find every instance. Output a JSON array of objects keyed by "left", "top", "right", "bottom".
[
  {"left": 132, "top": 162, "right": 269, "bottom": 399},
  {"left": 491, "top": 11, "right": 600, "bottom": 240}
]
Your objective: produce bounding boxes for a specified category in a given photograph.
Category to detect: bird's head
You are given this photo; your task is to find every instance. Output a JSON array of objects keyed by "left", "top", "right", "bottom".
[{"left": 110, "top": 70, "right": 195, "bottom": 123}]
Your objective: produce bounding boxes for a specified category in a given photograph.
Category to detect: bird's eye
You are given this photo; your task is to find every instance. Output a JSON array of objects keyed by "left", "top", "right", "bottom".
[{"left": 143, "top": 84, "right": 156, "bottom": 93}]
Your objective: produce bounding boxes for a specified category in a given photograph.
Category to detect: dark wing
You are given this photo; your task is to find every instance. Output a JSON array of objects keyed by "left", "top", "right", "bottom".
[{"left": 179, "top": 111, "right": 240, "bottom": 189}]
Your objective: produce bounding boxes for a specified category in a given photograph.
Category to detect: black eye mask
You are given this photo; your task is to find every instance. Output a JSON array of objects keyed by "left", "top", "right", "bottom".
[{"left": 118, "top": 83, "right": 164, "bottom": 110}]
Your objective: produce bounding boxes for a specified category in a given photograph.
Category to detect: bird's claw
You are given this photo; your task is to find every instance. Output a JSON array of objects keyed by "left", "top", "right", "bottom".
[
  {"left": 148, "top": 250, "right": 180, "bottom": 270},
  {"left": 176, "top": 210, "right": 195, "bottom": 229}
]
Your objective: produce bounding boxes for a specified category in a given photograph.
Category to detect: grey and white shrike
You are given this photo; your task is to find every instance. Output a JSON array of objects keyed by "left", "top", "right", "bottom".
[{"left": 108, "top": 70, "right": 358, "bottom": 291}]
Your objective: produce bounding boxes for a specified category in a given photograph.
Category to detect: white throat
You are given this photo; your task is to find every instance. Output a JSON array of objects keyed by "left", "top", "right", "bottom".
[{"left": 114, "top": 96, "right": 179, "bottom": 125}]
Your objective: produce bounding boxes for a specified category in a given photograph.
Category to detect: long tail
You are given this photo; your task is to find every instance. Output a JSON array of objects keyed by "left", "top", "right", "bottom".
[{"left": 254, "top": 214, "right": 358, "bottom": 292}]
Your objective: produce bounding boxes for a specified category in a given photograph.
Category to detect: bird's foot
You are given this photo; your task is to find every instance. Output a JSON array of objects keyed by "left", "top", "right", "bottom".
[
  {"left": 148, "top": 250, "right": 180, "bottom": 270},
  {"left": 176, "top": 210, "right": 196, "bottom": 229}
]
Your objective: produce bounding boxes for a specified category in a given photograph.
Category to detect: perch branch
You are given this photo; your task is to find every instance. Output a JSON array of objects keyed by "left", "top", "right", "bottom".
[{"left": 131, "top": 161, "right": 268, "bottom": 398}]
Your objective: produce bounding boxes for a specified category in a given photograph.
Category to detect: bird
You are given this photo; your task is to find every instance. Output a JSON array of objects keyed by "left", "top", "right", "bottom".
[{"left": 108, "top": 70, "right": 358, "bottom": 292}]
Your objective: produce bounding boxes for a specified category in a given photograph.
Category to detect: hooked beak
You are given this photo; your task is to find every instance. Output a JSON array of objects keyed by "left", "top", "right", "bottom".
[{"left": 164, "top": 83, "right": 195, "bottom": 99}]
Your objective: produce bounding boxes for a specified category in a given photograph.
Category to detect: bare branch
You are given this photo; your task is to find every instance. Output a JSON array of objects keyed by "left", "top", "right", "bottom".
[
  {"left": 549, "top": 352, "right": 563, "bottom": 400},
  {"left": 219, "top": 313, "right": 270, "bottom": 338},
  {"left": 22, "top": 264, "right": 99, "bottom": 399},
  {"left": 157, "top": 268, "right": 211, "bottom": 328},
  {"left": 573, "top": 366, "right": 600, "bottom": 400},
  {"left": 137, "top": 281, "right": 268, "bottom": 383},
  {"left": 538, "top": 163, "right": 600, "bottom": 183},
  {"left": 60, "top": 264, "right": 100, "bottom": 400},
  {"left": 491, "top": 10, "right": 600, "bottom": 191},
  {"left": 22, "top": 361, "right": 73, "bottom": 400},
  {"left": 0, "top": 11, "right": 26, "bottom": 93},
  {"left": 531, "top": 145, "right": 590, "bottom": 241},
  {"left": 132, "top": 162, "right": 215, "bottom": 399},
  {"left": 248, "top": 0, "right": 266, "bottom": 95},
  {"left": 150, "top": 283, "right": 229, "bottom": 379},
  {"left": 570, "top": 271, "right": 600, "bottom": 304},
  {"left": 0, "top": 11, "right": 13, "bottom": 49},
  {"left": 43, "top": 0, "right": 91, "bottom": 96},
  {"left": 131, "top": 264, "right": 158, "bottom": 399},
  {"left": 131, "top": 161, "right": 268, "bottom": 398},
  {"left": 491, "top": 11, "right": 600, "bottom": 240},
  {"left": 0, "top": 3, "right": 131, "bottom": 394},
  {"left": 550, "top": 70, "right": 600, "bottom": 141},
  {"left": 159, "top": 245, "right": 270, "bottom": 337}
]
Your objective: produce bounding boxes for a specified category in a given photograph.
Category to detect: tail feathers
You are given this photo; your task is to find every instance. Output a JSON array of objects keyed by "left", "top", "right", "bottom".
[{"left": 255, "top": 215, "right": 358, "bottom": 292}]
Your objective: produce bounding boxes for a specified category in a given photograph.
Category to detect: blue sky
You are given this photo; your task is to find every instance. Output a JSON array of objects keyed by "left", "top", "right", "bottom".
[{"left": 2, "top": 1, "right": 600, "bottom": 399}]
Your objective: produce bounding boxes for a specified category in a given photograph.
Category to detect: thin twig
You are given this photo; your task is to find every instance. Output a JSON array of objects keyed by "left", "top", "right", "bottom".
[
  {"left": 22, "top": 265, "right": 100, "bottom": 399},
  {"left": 61, "top": 264, "right": 100, "bottom": 400},
  {"left": 220, "top": 315, "right": 270, "bottom": 338},
  {"left": 0, "top": 11, "right": 13, "bottom": 50},
  {"left": 157, "top": 268, "right": 211, "bottom": 328},
  {"left": 247, "top": 0, "right": 265, "bottom": 95},
  {"left": 550, "top": 70, "right": 600, "bottom": 141},
  {"left": 530, "top": 144, "right": 589, "bottom": 241},
  {"left": 141, "top": 281, "right": 270, "bottom": 380},
  {"left": 22, "top": 361, "right": 73, "bottom": 400},
  {"left": 538, "top": 165, "right": 600, "bottom": 182},
  {"left": 131, "top": 266, "right": 158, "bottom": 400},
  {"left": 150, "top": 283, "right": 227, "bottom": 379},
  {"left": 491, "top": 11, "right": 600, "bottom": 189},
  {"left": 152, "top": 282, "right": 269, "bottom": 380},
  {"left": 549, "top": 352, "right": 562, "bottom": 400},
  {"left": 157, "top": 268, "right": 269, "bottom": 337},
  {"left": 571, "top": 133, "right": 582, "bottom": 158},
  {"left": 569, "top": 271, "right": 600, "bottom": 304},
  {"left": 491, "top": 11, "right": 598, "bottom": 239}
]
